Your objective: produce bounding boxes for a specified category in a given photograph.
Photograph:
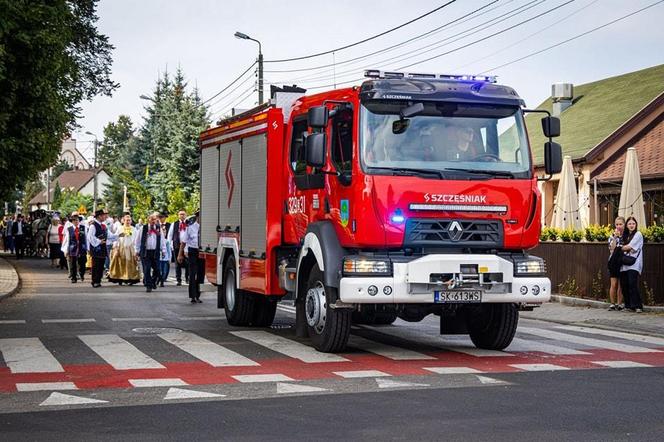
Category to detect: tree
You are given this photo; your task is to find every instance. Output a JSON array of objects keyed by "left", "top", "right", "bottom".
[
  {"left": 0, "top": 0, "right": 117, "bottom": 201},
  {"left": 52, "top": 160, "right": 74, "bottom": 178},
  {"left": 52, "top": 182, "right": 63, "bottom": 211},
  {"left": 138, "top": 68, "right": 209, "bottom": 212},
  {"left": 56, "top": 189, "right": 93, "bottom": 216},
  {"left": 20, "top": 177, "right": 45, "bottom": 212}
]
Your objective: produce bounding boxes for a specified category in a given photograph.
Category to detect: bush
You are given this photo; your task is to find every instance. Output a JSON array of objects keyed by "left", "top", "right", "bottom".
[
  {"left": 558, "top": 276, "right": 584, "bottom": 297},
  {"left": 572, "top": 229, "right": 584, "bottom": 242},
  {"left": 560, "top": 228, "right": 573, "bottom": 242}
]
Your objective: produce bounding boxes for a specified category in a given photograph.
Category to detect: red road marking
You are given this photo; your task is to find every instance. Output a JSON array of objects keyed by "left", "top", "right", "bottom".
[{"left": 1, "top": 348, "right": 663, "bottom": 393}]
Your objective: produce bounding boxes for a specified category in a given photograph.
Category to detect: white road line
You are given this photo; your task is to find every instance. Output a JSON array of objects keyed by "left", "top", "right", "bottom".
[
  {"left": 347, "top": 335, "right": 436, "bottom": 360},
  {"left": 0, "top": 320, "right": 26, "bottom": 324},
  {"left": 42, "top": 319, "right": 96, "bottom": 323},
  {"left": 111, "top": 318, "right": 165, "bottom": 322},
  {"left": 509, "top": 337, "right": 590, "bottom": 355},
  {"left": 423, "top": 367, "right": 483, "bottom": 374},
  {"left": 361, "top": 325, "right": 513, "bottom": 357},
  {"left": 556, "top": 325, "right": 664, "bottom": 347},
  {"left": 518, "top": 327, "right": 660, "bottom": 354},
  {"left": 0, "top": 338, "right": 65, "bottom": 373},
  {"left": 510, "top": 363, "right": 570, "bottom": 371},
  {"left": 333, "top": 370, "right": 391, "bottom": 378},
  {"left": 129, "top": 378, "right": 188, "bottom": 387},
  {"left": 79, "top": 334, "right": 165, "bottom": 370},
  {"left": 233, "top": 374, "right": 293, "bottom": 383},
  {"left": 159, "top": 332, "right": 259, "bottom": 367},
  {"left": 16, "top": 382, "right": 78, "bottom": 392},
  {"left": 178, "top": 316, "right": 225, "bottom": 320},
  {"left": 230, "top": 331, "right": 349, "bottom": 363},
  {"left": 592, "top": 360, "right": 653, "bottom": 368}
]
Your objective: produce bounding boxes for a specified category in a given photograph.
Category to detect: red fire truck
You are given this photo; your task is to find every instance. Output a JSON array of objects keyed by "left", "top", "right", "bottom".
[{"left": 199, "top": 71, "right": 562, "bottom": 352}]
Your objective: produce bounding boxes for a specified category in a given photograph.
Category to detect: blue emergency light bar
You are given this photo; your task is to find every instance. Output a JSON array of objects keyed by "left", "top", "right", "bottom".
[{"left": 364, "top": 69, "right": 496, "bottom": 83}]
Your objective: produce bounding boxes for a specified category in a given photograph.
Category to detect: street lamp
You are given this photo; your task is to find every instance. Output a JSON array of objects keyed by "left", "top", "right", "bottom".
[
  {"left": 234, "top": 31, "right": 263, "bottom": 105},
  {"left": 85, "top": 131, "right": 99, "bottom": 213}
]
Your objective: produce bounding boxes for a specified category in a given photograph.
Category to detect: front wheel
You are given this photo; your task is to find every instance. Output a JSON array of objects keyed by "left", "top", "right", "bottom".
[
  {"left": 304, "top": 264, "right": 350, "bottom": 352},
  {"left": 467, "top": 303, "right": 518, "bottom": 350}
]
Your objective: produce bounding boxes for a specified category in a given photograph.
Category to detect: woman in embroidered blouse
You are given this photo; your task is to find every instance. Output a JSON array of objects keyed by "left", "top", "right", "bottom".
[
  {"left": 619, "top": 216, "right": 644, "bottom": 313},
  {"left": 108, "top": 214, "right": 141, "bottom": 285}
]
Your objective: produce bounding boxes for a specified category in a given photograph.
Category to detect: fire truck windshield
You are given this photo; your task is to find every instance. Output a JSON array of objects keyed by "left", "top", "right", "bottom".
[{"left": 360, "top": 101, "right": 532, "bottom": 179}]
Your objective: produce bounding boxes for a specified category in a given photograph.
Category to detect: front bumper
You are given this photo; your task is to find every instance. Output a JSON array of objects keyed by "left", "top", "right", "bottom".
[{"left": 339, "top": 254, "right": 550, "bottom": 304}]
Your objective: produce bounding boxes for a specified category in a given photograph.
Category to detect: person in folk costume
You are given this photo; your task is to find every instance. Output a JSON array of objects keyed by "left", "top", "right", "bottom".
[
  {"left": 167, "top": 210, "right": 189, "bottom": 286},
  {"left": 85, "top": 215, "right": 95, "bottom": 271},
  {"left": 61, "top": 214, "right": 88, "bottom": 283},
  {"left": 108, "top": 213, "right": 141, "bottom": 285},
  {"left": 159, "top": 223, "right": 172, "bottom": 287},
  {"left": 134, "top": 212, "right": 166, "bottom": 293},
  {"left": 86, "top": 209, "right": 117, "bottom": 288},
  {"left": 178, "top": 211, "right": 202, "bottom": 303}
]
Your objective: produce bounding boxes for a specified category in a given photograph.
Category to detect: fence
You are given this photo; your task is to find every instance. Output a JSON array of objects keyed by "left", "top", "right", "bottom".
[{"left": 531, "top": 242, "right": 664, "bottom": 305}]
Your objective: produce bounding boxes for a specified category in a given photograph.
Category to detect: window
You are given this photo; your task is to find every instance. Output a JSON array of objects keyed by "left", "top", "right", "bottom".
[
  {"left": 331, "top": 108, "right": 353, "bottom": 174},
  {"left": 289, "top": 119, "right": 308, "bottom": 175}
]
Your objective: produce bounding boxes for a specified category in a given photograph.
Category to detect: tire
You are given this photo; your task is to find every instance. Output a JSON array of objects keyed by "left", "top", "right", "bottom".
[
  {"left": 223, "top": 256, "right": 255, "bottom": 326},
  {"left": 467, "top": 303, "right": 518, "bottom": 350},
  {"left": 304, "top": 264, "right": 351, "bottom": 352},
  {"left": 252, "top": 297, "right": 277, "bottom": 327}
]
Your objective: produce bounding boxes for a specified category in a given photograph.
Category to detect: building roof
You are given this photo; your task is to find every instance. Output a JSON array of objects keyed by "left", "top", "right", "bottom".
[
  {"left": 526, "top": 64, "right": 664, "bottom": 165},
  {"left": 593, "top": 117, "right": 664, "bottom": 182},
  {"left": 28, "top": 169, "right": 101, "bottom": 206}
]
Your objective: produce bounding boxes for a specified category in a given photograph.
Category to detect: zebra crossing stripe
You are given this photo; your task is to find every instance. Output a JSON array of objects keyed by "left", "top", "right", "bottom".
[
  {"left": 0, "top": 338, "right": 65, "bottom": 373},
  {"left": 129, "top": 378, "right": 188, "bottom": 387},
  {"left": 16, "top": 382, "right": 78, "bottom": 392},
  {"left": 347, "top": 335, "right": 436, "bottom": 360},
  {"left": 556, "top": 325, "right": 664, "bottom": 347},
  {"left": 592, "top": 360, "right": 653, "bottom": 368},
  {"left": 78, "top": 334, "right": 165, "bottom": 370},
  {"left": 230, "top": 330, "right": 349, "bottom": 363},
  {"left": 509, "top": 337, "right": 590, "bottom": 355},
  {"left": 334, "top": 370, "right": 391, "bottom": 378},
  {"left": 510, "top": 363, "right": 570, "bottom": 371},
  {"left": 159, "top": 332, "right": 259, "bottom": 367},
  {"left": 233, "top": 374, "right": 293, "bottom": 383},
  {"left": 518, "top": 327, "right": 660, "bottom": 354}
]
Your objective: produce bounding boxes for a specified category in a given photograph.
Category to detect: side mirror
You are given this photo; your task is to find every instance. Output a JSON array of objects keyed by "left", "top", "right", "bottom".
[
  {"left": 544, "top": 141, "right": 562, "bottom": 175},
  {"left": 308, "top": 106, "right": 329, "bottom": 129},
  {"left": 305, "top": 133, "right": 326, "bottom": 168},
  {"left": 541, "top": 116, "right": 560, "bottom": 138}
]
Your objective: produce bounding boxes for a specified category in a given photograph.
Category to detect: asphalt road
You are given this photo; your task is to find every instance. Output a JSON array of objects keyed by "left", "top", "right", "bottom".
[{"left": 1, "top": 258, "right": 663, "bottom": 441}]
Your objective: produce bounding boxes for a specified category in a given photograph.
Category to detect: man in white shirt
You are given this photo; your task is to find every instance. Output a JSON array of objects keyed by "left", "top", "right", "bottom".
[
  {"left": 87, "top": 209, "right": 117, "bottom": 287},
  {"left": 167, "top": 210, "right": 189, "bottom": 286},
  {"left": 178, "top": 211, "right": 202, "bottom": 303},
  {"left": 135, "top": 212, "right": 166, "bottom": 292}
]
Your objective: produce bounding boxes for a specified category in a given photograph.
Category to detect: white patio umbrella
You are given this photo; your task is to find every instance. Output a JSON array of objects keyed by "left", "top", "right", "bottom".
[
  {"left": 551, "top": 155, "right": 582, "bottom": 230},
  {"left": 618, "top": 147, "right": 646, "bottom": 226}
]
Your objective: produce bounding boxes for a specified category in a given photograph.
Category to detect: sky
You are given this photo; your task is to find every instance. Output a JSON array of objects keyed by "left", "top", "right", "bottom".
[{"left": 72, "top": 0, "right": 664, "bottom": 161}]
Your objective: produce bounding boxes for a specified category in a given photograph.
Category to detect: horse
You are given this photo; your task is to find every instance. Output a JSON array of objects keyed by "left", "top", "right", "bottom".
[{"left": 31, "top": 211, "right": 52, "bottom": 258}]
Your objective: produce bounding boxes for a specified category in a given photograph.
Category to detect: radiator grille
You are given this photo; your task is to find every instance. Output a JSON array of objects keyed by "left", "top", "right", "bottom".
[{"left": 404, "top": 219, "right": 503, "bottom": 248}]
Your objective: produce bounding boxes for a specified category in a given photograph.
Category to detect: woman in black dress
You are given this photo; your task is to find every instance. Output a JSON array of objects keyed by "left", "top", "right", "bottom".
[{"left": 607, "top": 216, "right": 625, "bottom": 311}]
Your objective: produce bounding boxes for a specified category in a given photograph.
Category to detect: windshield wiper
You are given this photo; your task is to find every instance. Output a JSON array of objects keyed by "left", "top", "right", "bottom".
[
  {"left": 443, "top": 168, "right": 516, "bottom": 179},
  {"left": 367, "top": 167, "right": 445, "bottom": 179}
]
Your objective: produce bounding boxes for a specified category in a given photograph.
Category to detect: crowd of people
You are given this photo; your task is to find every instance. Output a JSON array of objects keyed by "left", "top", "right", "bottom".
[{"left": 1, "top": 208, "right": 205, "bottom": 304}]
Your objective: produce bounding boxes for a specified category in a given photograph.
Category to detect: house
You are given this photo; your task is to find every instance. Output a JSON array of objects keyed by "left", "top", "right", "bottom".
[
  {"left": 60, "top": 137, "right": 92, "bottom": 170},
  {"left": 28, "top": 169, "right": 110, "bottom": 212},
  {"left": 526, "top": 64, "right": 664, "bottom": 227}
]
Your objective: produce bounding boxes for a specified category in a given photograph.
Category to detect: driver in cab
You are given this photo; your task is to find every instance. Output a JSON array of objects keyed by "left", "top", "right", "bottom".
[{"left": 444, "top": 123, "right": 478, "bottom": 161}]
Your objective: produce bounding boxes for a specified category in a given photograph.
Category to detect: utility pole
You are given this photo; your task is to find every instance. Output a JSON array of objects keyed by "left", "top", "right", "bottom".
[
  {"left": 234, "top": 31, "right": 263, "bottom": 104},
  {"left": 86, "top": 131, "right": 99, "bottom": 213},
  {"left": 593, "top": 178, "right": 598, "bottom": 225},
  {"left": 46, "top": 167, "right": 51, "bottom": 211}
]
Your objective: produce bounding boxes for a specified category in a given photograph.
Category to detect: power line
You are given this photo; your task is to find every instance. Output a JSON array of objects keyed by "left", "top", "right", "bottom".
[
  {"left": 397, "top": 0, "right": 576, "bottom": 70},
  {"left": 197, "top": 61, "right": 257, "bottom": 106},
  {"left": 479, "top": 0, "right": 664, "bottom": 73},
  {"left": 264, "top": 0, "right": 503, "bottom": 74},
  {"left": 210, "top": 85, "right": 257, "bottom": 121},
  {"left": 264, "top": 1, "right": 457, "bottom": 63},
  {"left": 451, "top": 0, "right": 600, "bottom": 72},
  {"left": 206, "top": 73, "right": 256, "bottom": 114},
  {"left": 274, "top": 0, "right": 544, "bottom": 86}
]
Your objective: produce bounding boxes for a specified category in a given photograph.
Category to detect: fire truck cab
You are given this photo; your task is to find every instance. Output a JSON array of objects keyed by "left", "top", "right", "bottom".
[{"left": 199, "top": 71, "right": 562, "bottom": 353}]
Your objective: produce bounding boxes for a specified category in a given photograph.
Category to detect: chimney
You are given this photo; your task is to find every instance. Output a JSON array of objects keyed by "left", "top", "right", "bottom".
[{"left": 552, "top": 83, "right": 573, "bottom": 117}]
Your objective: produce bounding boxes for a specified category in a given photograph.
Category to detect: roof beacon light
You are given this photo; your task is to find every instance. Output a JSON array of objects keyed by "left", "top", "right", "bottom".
[{"left": 364, "top": 70, "right": 496, "bottom": 83}]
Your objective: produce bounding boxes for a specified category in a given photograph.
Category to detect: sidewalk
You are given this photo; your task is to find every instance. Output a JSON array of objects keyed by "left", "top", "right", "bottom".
[
  {"left": 522, "top": 298, "right": 664, "bottom": 338},
  {"left": 0, "top": 256, "right": 20, "bottom": 302}
]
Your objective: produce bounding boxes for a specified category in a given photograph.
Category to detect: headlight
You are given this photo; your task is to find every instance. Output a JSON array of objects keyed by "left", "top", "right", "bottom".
[
  {"left": 342, "top": 257, "right": 392, "bottom": 276},
  {"left": 513, "top": 255, "right": 547, "bottom": 277}
]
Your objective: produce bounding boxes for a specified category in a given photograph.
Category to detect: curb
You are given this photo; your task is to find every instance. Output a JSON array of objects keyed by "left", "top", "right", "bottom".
[
  {"left": 550, "top": 294, "right": 664, "bottom": 313},
  {"left": 0, "top": 257, "right": 21, "bottom": 302}
]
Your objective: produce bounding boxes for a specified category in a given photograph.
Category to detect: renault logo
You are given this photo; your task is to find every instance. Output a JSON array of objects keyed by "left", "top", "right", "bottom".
[{"left": 447, "top": 221, "right": 464, "bottom": 242}]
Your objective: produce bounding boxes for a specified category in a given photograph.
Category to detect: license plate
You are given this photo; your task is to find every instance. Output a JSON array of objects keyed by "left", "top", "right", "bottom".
[{"left": 434, "top": 290, "right": 482, "bottom": 303}]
